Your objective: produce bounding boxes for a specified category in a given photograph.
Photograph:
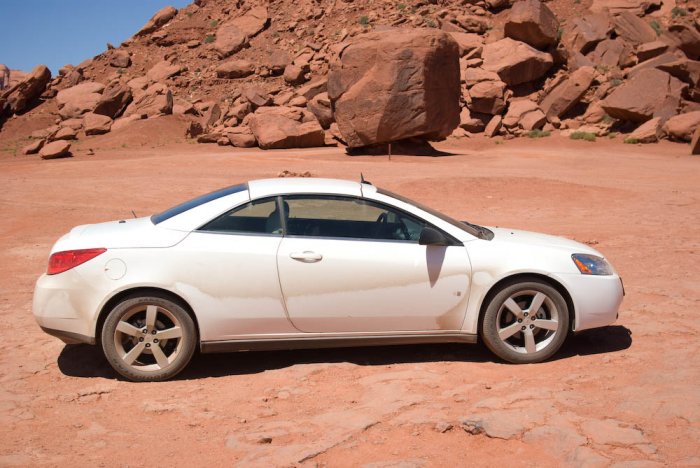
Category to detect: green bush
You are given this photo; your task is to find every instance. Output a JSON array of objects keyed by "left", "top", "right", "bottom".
[
  {"left": 359, "top": 15, "right": 370, "bottom": 26},
  {"left": 570, "top": 131, "right": 597, "bottom": 142},
  {"left": 203, "top": 34, "right": 215, "bottom": 44},
  {"left": 671, "top": 6, "right": 687, "bottom": 17},
  {"left": 527, "top": 129, "right": 551, "bottom": 138},
  {"left": 210, "top": 19, "right": 219, "bottom": 28},
  {"left": 623, "top": 137, "right": 639, "bottom": 144},
  {"left": 649, "top": 20, "right": 662, "bottom": 36}
]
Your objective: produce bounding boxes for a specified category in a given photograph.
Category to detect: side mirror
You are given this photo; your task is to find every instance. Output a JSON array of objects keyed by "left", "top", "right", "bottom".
[{"left": 419, "top": 227, "right": 450, "bottom": 246}]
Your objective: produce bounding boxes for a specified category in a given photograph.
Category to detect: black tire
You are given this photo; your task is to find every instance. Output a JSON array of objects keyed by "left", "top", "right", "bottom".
[
  {"left": 101, "top": 295, "right": 196, "bottom": 382},
  {"left": 481, "top": 280, "right": 569, "bottom": 364}
]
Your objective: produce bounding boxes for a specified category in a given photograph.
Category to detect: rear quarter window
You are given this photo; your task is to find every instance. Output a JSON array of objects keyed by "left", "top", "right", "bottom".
[{"left": 151, "top": 183, "right": 248, "bottom": 225}]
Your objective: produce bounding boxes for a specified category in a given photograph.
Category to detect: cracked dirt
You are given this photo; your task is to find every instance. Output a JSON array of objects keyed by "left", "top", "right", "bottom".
[{"left": 0, "top": 136, "right": 698, "bottom": 466}]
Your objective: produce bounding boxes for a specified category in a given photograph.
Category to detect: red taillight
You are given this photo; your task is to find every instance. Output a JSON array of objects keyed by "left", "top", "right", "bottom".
[{"left": 47, "top": 248, "right": 107, "bottom": 275}]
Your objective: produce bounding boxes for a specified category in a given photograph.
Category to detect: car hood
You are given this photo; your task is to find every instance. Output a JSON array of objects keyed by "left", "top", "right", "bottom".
[
  {"left": 486, "top": 227, "right": 602, "bottom": 256},
  {"left": 51, "top": 217, "right": 189, "bottom": 253}
]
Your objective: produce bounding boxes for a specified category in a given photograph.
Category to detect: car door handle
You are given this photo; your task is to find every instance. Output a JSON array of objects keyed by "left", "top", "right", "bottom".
[{"left": 289, "top": 251, "right": 323, "bottom": 263}]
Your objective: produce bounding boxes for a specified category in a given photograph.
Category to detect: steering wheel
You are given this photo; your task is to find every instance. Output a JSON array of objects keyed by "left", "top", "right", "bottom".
[{"left": 376, "top": 212, "right": 411, "bottom": 240}]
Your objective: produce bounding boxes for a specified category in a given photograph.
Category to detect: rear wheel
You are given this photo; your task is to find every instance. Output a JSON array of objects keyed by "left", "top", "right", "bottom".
[
  {"left": 481, "top": 280, "right": 569, "bottom": 364},
  {"left": 101, "top": 295, "right": 196, "bottom": 382}
]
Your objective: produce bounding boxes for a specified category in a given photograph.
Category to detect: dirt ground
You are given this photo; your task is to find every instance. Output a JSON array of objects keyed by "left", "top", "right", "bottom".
[{"left": 0, "top": 133, "right": 698, "bottom": 467}]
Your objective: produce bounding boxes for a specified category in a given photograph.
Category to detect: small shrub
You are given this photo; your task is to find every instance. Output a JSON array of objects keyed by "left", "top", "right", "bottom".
[
  {"left": 425, "top": 19, "right": 437, "bottom": 28},
  {"left": 210, "top": 19, "right": 219, "bottom": 28},
  {"left": 671, "top": 6, "right": 687, "bottom": 17},
  {"left": 494, "top": 140, "right": 504, "bottom": 145},
  {"left": 610, "top": 78, "right": 622, "bottom": 87},
  {"left": 397, "top": 3, "right": 406, "bottom": 11},
  {"left": 649, "top": 20, "right": 662, "bottom": 36},
  {"left": 527, "top": 129, "right": 551, "bottom": 138},
  {"left": 570, "top": 131, "right": 597, "bottom": 142},
  {"left": 204, "top": 34, "right": 215, "bottom": 44},
  {"left": 608, "top": 132, "right": 619, "bottom": 139},
  {"left": 359, "top": 15, "right": 370, "bottom": 26},
  {"left": 623, "top": 137, "right": 639, "bottom": 144},
  {"left": 602, "top": 114, "right": 615, "bottom": 124}
]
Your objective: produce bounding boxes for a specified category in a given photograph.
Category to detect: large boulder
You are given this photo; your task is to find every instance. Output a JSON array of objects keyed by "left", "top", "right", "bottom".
[
  {"left": 627, "top": 117, "right": 662, "bottom": 143},
  {"left": 328, "top": 29, "right": 460, "bottom": 148},
  {"left": 467, "top": 80, "right": 506, "bottom": 115},
  {"left": 247, "top": 107, "right": 325, "bottom": 149},
  {"left": 503, "top": 99, "right": 543, "bottom": 129},
  {"left": 664, "top": 24, "right": 700, "bottom": 60},
  {"left": 216, "top": 59, "right": 255, "bottom": 79},
  {"left": 540, "top": 66, "right": 595, "bottom": 119},
  {"left": 307, "top": 92, "right": 333, "bottom": 129},
  {"left": 213, "top": 6, "right": 269, "bottom": 58},
  {"left": 3, "top": 64, "right": 51, "bottom": 114},
  {"left": 657, "top": 58, "right": 700, "bottom": 89},
  {"left": 691, "top": 127, "right": 700, "bottom": 155},
  {"left": 565, "top": 13, "right": 611, "bottom": 54},
  {"left": 587, "top": 38, "right": 633, "bottom": 67},
  {"left": 135, "top": 6, "right": 178, "bottom": 37},
  {"left": 662, "top": 111, "right": 700, "bottom": 141},
  {"left": 56, "top": 82, "right": 105, "bottom": 119},
  {"left": 482, "top": 38, "right": 553, "bottom": 86},
  {"left": 601, "top": 69, "right": 686, "bottom": 122},
  {"left": 504, "top": 0, "right": 559, "bottom": 49},
  {"left": 449, "top": 33, "right": 483, "bottom": 57},
  {"left": 93, "top": 82, "right": 132, "bottom": 118},
  {"left": 590, "top": 0, "right": 661, "bottom": 15},
  {"left": 146, "top": 60, "right": 183, "bottom": 82},
  {"left": 83, "top": 112, "right": 113, "bottom": 135},
  {"left": 39, "top": 140, "right": 71, "bottom": 159},
  {"left": 611, "top": 12, "right": 657, "bottom": 45}
]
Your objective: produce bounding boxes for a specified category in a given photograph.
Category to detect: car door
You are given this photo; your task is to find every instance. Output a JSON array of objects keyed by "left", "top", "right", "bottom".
[
  {"left": 174, "top": 196, "right": 297, "bottom": 341},
  {"left": 276, "top": 195, "right": 471, "bottom": 333}
]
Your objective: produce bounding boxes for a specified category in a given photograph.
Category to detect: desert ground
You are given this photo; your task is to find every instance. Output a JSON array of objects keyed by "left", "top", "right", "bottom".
[{"left": 0, "top": 133, "right": 698, "bottom": 466}]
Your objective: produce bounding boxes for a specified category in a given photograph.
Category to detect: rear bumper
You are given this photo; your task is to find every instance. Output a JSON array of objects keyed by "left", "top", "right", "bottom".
[
  {"left": 40, "top": 326, "right": 95, "bottom": 345},
  {"left": 33, "top": 272, "right": 101, "bottom": 344}
]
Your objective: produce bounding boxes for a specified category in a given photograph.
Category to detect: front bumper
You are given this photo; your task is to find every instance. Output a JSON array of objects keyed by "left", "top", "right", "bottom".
[{"left": 552, "top": 272, "right": 624, "bottom": 332}]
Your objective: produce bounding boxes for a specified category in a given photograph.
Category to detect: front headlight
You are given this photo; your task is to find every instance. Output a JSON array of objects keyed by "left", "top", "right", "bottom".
[{"left": 572, "top": 253, "right": 614, "bottom": 275}]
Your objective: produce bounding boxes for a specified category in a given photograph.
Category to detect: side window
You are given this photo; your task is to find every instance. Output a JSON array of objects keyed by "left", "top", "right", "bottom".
[
  {"left": 283, "top": 196, "right": 429, "bottom": 242},
  {"left": 199, "top": 198, "right": 282, "bottom": 234}
]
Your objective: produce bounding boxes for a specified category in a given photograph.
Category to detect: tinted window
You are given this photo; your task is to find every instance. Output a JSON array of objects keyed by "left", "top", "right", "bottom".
[
  {"left": 151, "top": 183, "right": 247, "bottom": 225},
  {"left": 199, "top": 198, "right": 282, "bottom": 234},
  {"left": 283, "top": 195, "right": 429, "bottom": 242}
]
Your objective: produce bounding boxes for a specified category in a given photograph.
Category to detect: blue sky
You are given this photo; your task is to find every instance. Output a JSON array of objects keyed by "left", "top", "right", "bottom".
[{"left": 0, "top": 0, "right": 192, "bottom": 74}]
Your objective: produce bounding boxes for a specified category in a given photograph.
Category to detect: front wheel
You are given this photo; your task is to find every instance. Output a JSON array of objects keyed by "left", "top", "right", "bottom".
[
  {"left": 480, "top": 280, "right": 569, "bottom": 364},
  {"left": 101, "top": 295, "right": 197, "bottom": 382}
]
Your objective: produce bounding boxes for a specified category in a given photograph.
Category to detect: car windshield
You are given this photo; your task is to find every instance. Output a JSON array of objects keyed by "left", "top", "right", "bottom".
[
  {"left": 376, "top": 187, "right": 493, "bottom": 240},
  {"left": 151, "top": 183, "right": 248, "bottom": 225}
]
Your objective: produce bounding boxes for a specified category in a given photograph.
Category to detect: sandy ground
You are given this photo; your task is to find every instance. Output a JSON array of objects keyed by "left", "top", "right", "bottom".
[{"left": 0, "top": 134, "right": 699, "bottom": 466}]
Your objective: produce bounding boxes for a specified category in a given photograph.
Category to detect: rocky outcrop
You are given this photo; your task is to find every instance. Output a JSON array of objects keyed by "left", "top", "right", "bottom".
[
  {"left": 468, "top": 80, "right": 507, "bottom": 115},
  {"left": 135, "top": 6, "right": 178, "bottom": 37},
  {"left": 611, "top": 12, "right": 656, "bottom": 45},
  {"left": 83, "top": 113, "right": 113, "bottom": 135},
  {"left": 213, "top": 6, "right": 270, "bottom": 58},
  {"left": 2, "top": 65, "right": 51, "bottom": 114},
  {"left": 627, "top": 117, "right": 662, "bottom": 143},
  {"left": 565, "top": 14, "right": 611, "bottom": 54},
  {"left": 504, "top": 0, "right": 559, "bottom": 49},
  {"left": 328, "top": 29, "right": 460, "bottom": 148},
  {"left": 482, "top": 38, "right": 553, "bottom": 85},
  {"left": 146, "top": 60, "right": 183, "bottom": 82},
  {"left": 664, "top": 24, "right": 700, "bottom": 60},
  {"left": 601, "top": 69, "right": 685, "bottom": 122}
]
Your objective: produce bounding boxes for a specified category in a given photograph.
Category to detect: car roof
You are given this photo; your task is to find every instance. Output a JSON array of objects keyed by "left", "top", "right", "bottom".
[{"left": 248, "top": 177, "right": 374, "bottom": 199}]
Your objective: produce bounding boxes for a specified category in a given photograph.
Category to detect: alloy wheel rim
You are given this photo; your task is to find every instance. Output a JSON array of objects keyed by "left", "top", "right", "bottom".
[
  {"left": 496, "top": 289, "right": 560, "bottom": 355},
  {"left": 114, "top": 304, "right": 183, "bottom": 372}
]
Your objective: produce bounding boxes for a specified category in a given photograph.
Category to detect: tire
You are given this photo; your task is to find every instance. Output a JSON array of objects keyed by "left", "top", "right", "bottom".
[
  {"left": 480, "top": 280, "right": 569, "bottom": 364},
  {"left": 101, "top": 295, "right": 197, "bottom": 382}
]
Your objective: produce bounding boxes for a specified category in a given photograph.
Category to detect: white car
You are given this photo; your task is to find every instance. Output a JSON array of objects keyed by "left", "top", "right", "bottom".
[{"left": 33, "top": 178, "right": 624, "bottom": 381}]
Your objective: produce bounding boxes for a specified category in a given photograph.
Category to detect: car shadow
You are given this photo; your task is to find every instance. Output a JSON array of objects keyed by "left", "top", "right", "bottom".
[{"left": 56, "top": 325, "right": 632, "bottom": 381}]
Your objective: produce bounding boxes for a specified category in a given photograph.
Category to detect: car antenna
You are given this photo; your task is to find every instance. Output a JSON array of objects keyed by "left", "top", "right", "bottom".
[
  {"left": 131, "top": 210, "right": 137, "bottom": 219},
  {"left": 360, "top": 173, "right": 372, "bottom": 185}
]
